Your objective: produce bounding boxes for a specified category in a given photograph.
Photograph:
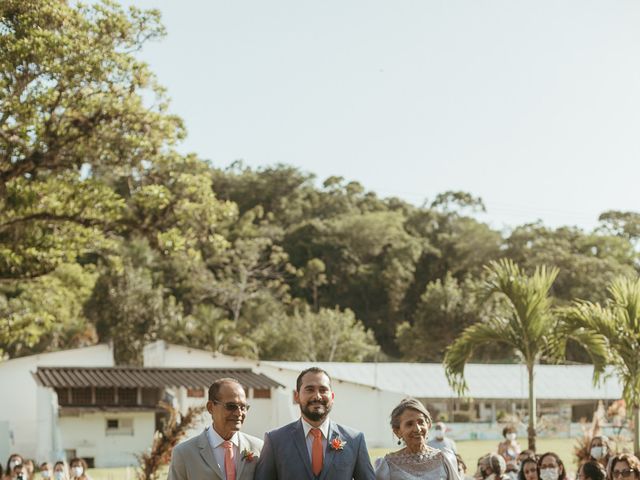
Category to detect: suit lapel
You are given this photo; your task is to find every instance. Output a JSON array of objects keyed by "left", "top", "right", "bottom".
[
  {"left": 236, "top": 432, "right": 247, "bottom": 479},
  {"left": 198, "top": 428, "right": 224, "bottom": 480},
  {"left": 293, "top": 419, "right": 315, "bottom": 479},
  {"left": 319, "top": 421, "right": 338, "bottom": 480}
]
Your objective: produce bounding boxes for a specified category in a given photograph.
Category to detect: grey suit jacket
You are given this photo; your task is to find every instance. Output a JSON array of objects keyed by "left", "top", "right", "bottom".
[
  {"left": 168, "top": 428, "right": 264, "bottom": 480},
  {"left": 255, "top": 419, "right": 375, "bottom": 480}
]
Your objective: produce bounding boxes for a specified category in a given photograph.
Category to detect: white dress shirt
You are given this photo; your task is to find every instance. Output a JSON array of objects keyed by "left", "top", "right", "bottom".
[
  {"left": 206, "top": 425, "right": 239, "bottom": 479},
  {"left": 301, "top": 417, "right": 330, "bottom": 463}
]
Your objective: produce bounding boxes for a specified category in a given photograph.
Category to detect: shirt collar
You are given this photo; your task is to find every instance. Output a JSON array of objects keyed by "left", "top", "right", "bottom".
[
  {"left": 207, "top": 424, "right": 239, "bottom": 448},
  {"left": 301, "top": 417, "right": 330, "bottom": 439}
]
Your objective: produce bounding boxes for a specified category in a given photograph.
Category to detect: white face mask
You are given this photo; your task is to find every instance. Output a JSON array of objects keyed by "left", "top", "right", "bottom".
[
  {"left": 590, "top": 446, "right": 605, "bottom": 459},
  {"left": 54, "top": 473, "right": 64, "bottom": 480},
  {"left": 41, "top": 472, "right": 51, "bottom": 479},
  {"left": 540, "top": 468, "right": 559, "bottom": 480},
  {"left": 72, "top": 466, "right": 83, "bottom": 477},
  {"left": 435, "top": 429, "right": 444, "bottom": 440},
  {"left": 9, "top": 461, "right": 21, "bottom": 470},
  {"left": 507, "top": 433, "right": 517, "bottom": 441}
]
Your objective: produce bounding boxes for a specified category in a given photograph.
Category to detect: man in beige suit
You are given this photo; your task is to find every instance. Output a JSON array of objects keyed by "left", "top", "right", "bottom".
[{"left": 168, "top": 378, "right": 263, "bottom": 480}]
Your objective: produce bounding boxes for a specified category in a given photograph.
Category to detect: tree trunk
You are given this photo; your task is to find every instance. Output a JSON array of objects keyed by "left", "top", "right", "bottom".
[
  {"left": 527, "top": 365, "right": 537, "bottom": 452},
  {"left": 634, "top": 404, "right": 640, "bottom": 457}
]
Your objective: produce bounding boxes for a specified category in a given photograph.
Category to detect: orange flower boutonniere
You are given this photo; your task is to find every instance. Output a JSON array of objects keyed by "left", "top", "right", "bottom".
[
  {"left": 241, "top": 449, "right": 255, "bottom": 462},
  {"left": 330, "top": 437, "right": 346, "bottom": 451}
]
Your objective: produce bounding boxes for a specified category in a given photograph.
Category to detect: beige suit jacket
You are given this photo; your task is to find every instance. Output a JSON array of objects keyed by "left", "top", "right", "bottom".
[{"left": 168, "top": 428, "right": 264, "bottom": 480}]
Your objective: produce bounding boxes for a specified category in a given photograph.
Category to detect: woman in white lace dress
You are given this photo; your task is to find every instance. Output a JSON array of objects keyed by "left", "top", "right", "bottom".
[{"left": 375, "top": 398, "right": 461, "bottom": 480}]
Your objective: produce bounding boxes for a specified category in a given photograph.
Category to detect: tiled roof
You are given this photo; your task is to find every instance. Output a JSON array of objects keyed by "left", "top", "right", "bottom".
[
  {"left": 262, "top": 361, "right": 623, "bottom": 400},
  {"left": 33, "top": 366, "right": 283, "bottom": 389}
]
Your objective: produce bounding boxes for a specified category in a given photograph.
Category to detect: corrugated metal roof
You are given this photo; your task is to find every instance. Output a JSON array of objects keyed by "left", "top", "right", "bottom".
[
  {"left": 33, "top": 366, "right": 283, "bottom": 389},
  {"left": 262, "top": 362, "right": 623, "bottom": 400}
]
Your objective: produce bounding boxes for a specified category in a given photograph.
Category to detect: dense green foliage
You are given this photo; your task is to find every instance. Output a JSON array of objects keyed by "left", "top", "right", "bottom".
[{"left": 2, "top": 0, "right": 640, "bottom": 368}]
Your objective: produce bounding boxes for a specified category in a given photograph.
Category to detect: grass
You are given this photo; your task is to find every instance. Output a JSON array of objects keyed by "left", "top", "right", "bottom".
[{"left": 87, "top": 438, "right": 634, "bottom": 479}]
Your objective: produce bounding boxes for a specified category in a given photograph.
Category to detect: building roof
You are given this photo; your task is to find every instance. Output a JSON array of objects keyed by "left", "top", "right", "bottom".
[
  {"left": 262, "top": 361, "right": 623, "bottom": 400},
  {"left": 33, "top": 366, "right": 283, "bottom": 390}
]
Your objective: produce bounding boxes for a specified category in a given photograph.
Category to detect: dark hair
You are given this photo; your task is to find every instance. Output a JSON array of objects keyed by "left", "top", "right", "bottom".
[
  {"left": 296, "top": 367, "right": 331, "bottom": 392},
  {"left": 208, "top": 377, "right": 242, "bottom": 401},
  {"left": 5, "top": 454, "right": 23, "bottom": 475},
  {"left": 519, "top": 450, "right": 537, "bottom": 462},
  {"left": 69, "top": 457, "right": 88, "bottom": 470},
  {"left": 608, "top": 454, "right": 640, "bottom": 480},
  {"left": 519, "top": 457, "right": 539, "bottom": 480},
  {"left": 582, "top": 461, "right": 606, "bottom": 480},
  {"left": 456, "top": 454, "right": 467, "bottom": 473},
  {"left": 538, "top": 452, "right": 567, "bottom": 480},
  {"left": 53, "top": 461, "right": 66, "bottom": 472},
  {"left": 503, "top": 425, "right": 517, "bottom": 437},
  {"left": 390, "top": 397, "right": 433, "bottom": 430}
]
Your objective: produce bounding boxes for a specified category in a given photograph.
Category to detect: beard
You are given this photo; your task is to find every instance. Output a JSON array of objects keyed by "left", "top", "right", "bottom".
[{"left": 301, "top": 399, "right": 332, "bottom": 422}]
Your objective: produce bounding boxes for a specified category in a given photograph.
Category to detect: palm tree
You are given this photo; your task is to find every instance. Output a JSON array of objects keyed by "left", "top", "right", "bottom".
[
  {"left": 561, "top": 277, "right": 640, "bottom": 455},
  {"left": 443, "top": 259, "right": 559, "bottom": 452}
]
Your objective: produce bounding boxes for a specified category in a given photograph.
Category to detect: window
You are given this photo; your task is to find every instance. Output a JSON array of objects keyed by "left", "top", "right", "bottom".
[
  {"left": 71, "top": 388, "right": 92, "bottom": 405},
  {"left": 106, "top": 418, "right": 134, "bottom": 436},
  {"left": 142, "top": 388, "right": 161, "bottom": 406},
  {"left": 119, "top": 388, "right": 137, "bottom": 406},
  {"left": 253, "top": 388, "right": 271, "bottom": 399},
  {"left": 187, "top": 388, "right": 205, "bottom": 398},
  {"left": 96, "top": 388, "right": 115, "bottom": 406},
  {"left": 55, "top": 388, "right": 70, "bottom": 406}
]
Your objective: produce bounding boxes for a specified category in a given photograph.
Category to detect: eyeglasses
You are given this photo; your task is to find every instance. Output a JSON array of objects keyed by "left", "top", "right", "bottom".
[
  {"left": 213, "top": 400, "right": 250, "bottom": 412},
  {"left": 612, "top": 470, "right": 636, "bottom": 478}
]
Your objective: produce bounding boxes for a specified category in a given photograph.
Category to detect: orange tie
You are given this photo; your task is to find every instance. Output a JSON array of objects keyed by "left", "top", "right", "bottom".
[
  {"left": 222, "top": 440, "right": 236, "bottom": 480},
  {"left": 310, "top": 428, "right": 323, "bottom": 476}
]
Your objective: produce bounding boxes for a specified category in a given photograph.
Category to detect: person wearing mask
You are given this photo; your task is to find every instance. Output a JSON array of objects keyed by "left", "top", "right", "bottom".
[
  {"left": 428, "top": 422, "right": 457, "bottom": 454},
  {"left": 498, "top": 427, "right": 521, "bottom": 468},
  {"left": 4, "top": 456, "right": 23, "bottom": 480},
  {"left": 607, "top": 454, "right": 640, "bottom": 480},
  {"left": 517, "top": 457, "right": 539, "bottom": 480},
  {"left": 538, "top": 452, "right": 567, "bottom": 480},
  {"left": 10, "top": 464, "right": 27, "bottom": 480},
  {"left": 38, "top": 463, "right": 53, "bottom": 479},
  {"left": 67, "top": 459, "right": 89, "bottom": 480},
  {"left": 52, "top": 462, "right": 68, "bottom": 480},
  {"left": 577, "top": 461, "right": 606, "bottom": 480},
  {"left": 587, "top": 436, "right": 612, "bottom": 470}
]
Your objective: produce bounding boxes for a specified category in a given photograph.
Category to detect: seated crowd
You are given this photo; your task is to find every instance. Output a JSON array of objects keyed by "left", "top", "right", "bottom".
[{"left": 0, "top": 455, "right": 90, "bottom": 480}]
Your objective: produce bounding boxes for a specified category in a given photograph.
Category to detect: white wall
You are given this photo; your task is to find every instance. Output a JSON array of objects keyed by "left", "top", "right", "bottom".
[
  {"left": 0, "top": 344, "right": 114, "bottom": 462},
  {"left": 144, "top": 341, "right": 405, "bottom": 448},
  {"left": 58, "top": 411, "right": 155, "bottom": 467}
]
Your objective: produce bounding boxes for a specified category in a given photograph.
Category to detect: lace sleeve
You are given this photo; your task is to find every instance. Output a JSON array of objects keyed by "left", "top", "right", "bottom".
[
  {"left": 375, "top": 457, "right": 391, "bottom": 480},
  {"left": 441, "top": 449, "right": 462, "bottom": 480}
]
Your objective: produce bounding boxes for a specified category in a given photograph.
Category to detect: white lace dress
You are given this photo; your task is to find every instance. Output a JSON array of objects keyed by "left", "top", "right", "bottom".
[{"left": 375, "top": 447, "right": 461, "bottom": 480}]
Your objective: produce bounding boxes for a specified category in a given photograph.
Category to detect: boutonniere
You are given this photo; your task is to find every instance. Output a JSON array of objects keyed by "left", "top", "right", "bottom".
[
  {"left": 330, "top": 437, "right": 346, "bottom": 451},
  {"left": 241, "top": 449, "right": 255, "bottom": 462}
]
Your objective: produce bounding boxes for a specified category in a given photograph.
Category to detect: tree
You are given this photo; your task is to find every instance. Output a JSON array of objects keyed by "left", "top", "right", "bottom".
[
  {"left": 396, "top": 274, "right": 488, "bottom": 362},
  {"left": 561, "top": 277, "right": 640, "bottom": 454},
  {"left": 443, "top": 259, "right": 559, "bottom": 452},
  {"left": 251, "top": 307, "right": 379, "bottom": 361},
  {"left": 0, "top": 0, "right": 185, "bottom": 278}
]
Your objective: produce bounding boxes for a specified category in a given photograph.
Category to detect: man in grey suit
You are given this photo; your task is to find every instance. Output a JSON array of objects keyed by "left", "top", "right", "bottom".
[
  {"left": 255, "top": 367, "right": 375, "bottom": 480},
  {"left": 169, "top": 378, "right": 263, "bottom": 480}
]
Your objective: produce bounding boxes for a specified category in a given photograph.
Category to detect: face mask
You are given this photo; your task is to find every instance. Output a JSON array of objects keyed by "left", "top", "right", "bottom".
[
  {"left": 10, "top": 461, "right": 21, "bottom": 470},
  {"left": 540, "top": 468, "right": 559, "bottom": 480},
  {"left": 41, "top": 473, "right": 51, "bottom": 479},
  {"left": 72, "top": 466, "right": 83, "bottom": 477},
  {"left": 435, "top": 430, "right": 444, "bottom": 440},
  {"left": 54, "top": 473, "right": 64, "bottom": 480},
  {"left": 507, "top": 433, "right": 517, "bottom": 441},
  {"left": 590, "top": 446, "right": 605, "bottom": 459}
]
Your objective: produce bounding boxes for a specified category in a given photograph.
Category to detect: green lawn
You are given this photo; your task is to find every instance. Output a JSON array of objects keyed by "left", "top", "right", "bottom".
[{"left": 86, "top": 438, "right": 632, "bottom": 479}]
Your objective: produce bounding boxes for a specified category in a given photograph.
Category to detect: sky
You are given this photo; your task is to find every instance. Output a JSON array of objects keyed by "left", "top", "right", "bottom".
[{"left": 119, "top": 0, "right": 640, "bottom": 231}]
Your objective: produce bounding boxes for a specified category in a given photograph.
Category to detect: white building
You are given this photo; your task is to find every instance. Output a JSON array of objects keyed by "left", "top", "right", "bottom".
[
  {"left": 0, "top": 344, "right": 114, "bottom": 463},
  {"left": 0, "top": 340, "right": 626, "bottom": 468}
]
